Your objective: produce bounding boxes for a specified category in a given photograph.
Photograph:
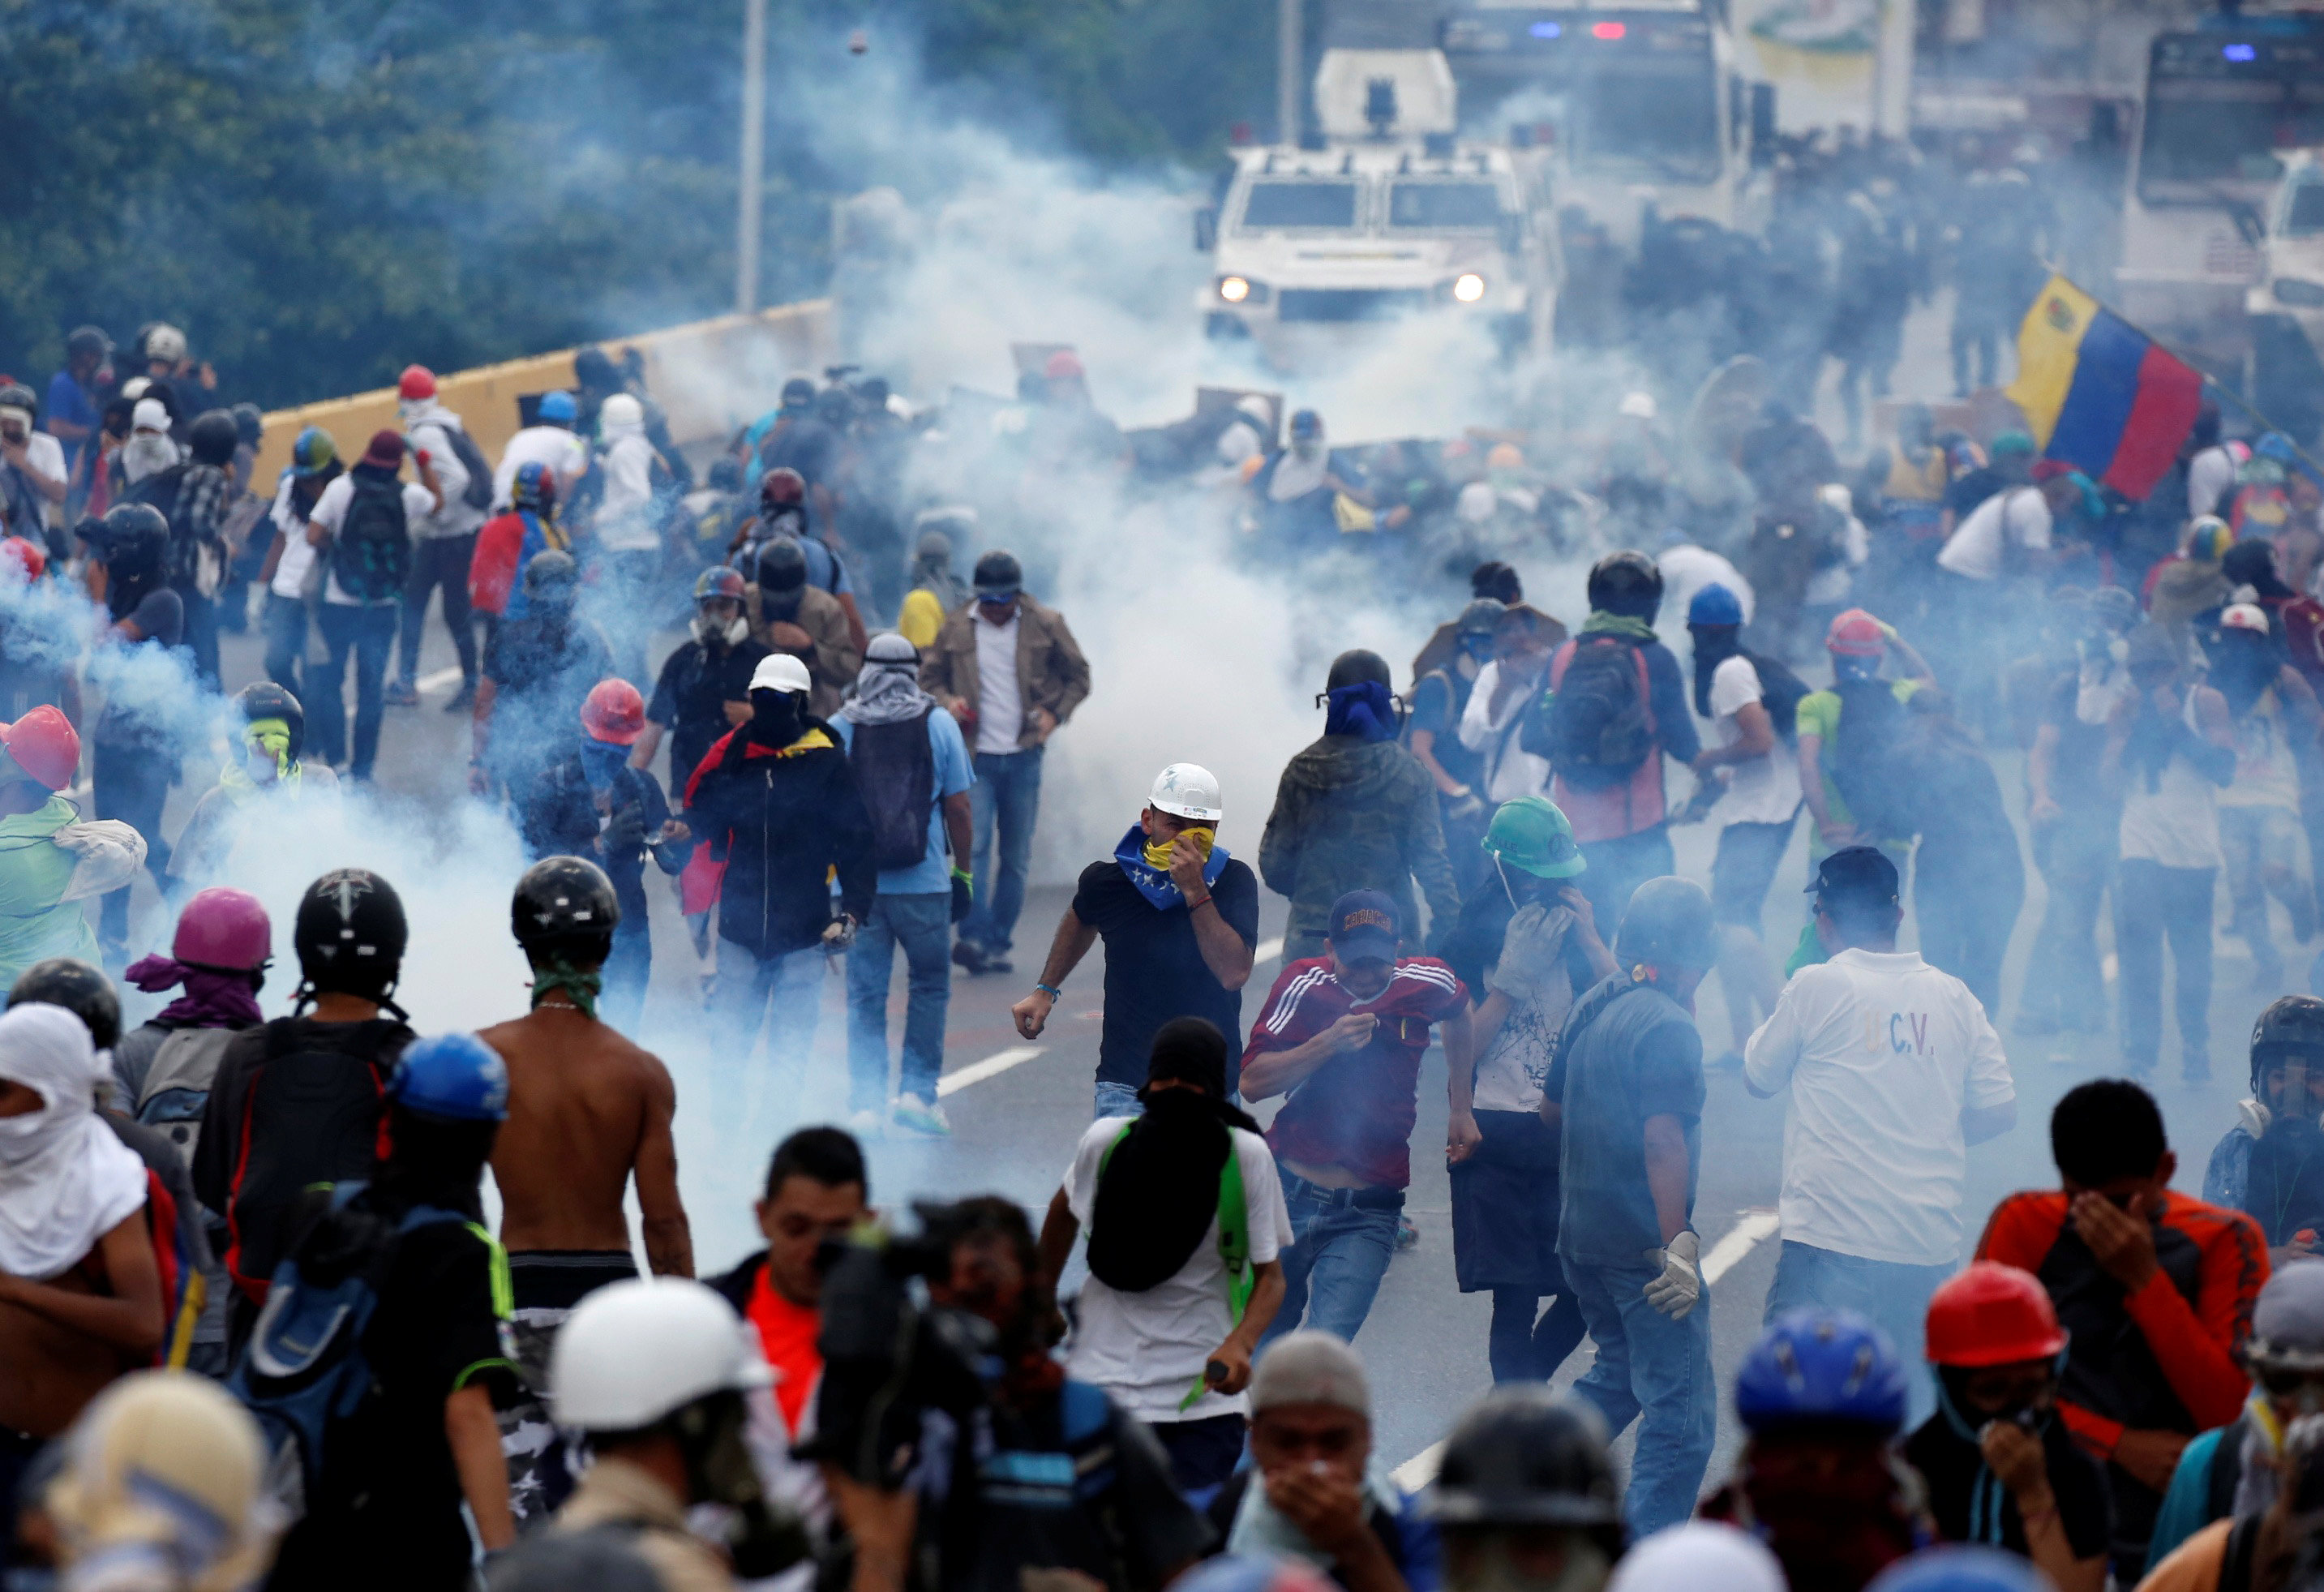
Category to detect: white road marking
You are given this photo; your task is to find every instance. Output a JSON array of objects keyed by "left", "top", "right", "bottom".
[
  {"left": 418, "top": 666, "right": 465, "bottom": 692},
  {"left": 1255, "top": 937, "right": 1284, "bottom": 966},
  {"left": 936, "top": 1045, "right": 1046, "bottom": 1097},
  {"left": 1388, "top": 1208, "right": 1782, "bottom": 1492}
]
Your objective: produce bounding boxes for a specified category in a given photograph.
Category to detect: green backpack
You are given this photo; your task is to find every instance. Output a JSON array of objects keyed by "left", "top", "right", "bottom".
[{"left": 1099, "top": 1121, "right": 1252, "bottom": 1410}]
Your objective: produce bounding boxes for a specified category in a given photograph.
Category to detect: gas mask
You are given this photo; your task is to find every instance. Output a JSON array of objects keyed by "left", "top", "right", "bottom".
[{"left": 693, "top": 611, "right": 749, "bottom": 648}]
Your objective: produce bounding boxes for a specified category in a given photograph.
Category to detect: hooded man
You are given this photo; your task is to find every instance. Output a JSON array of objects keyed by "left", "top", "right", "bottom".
[
  {"left": 745, "top": 534, "right": 860, "bottom": 721},
  {"left": 1014, "top": 763, "right": 1260, "bottom": 1118},
  {"left": 833, "top": 634, "right": 974, "bottom": 1136},
  {"left": 684, "top": 653, "right": 875, "bottom": 1135},
  {"left": 1250, "top": 410, "right": 1371, "bottom": 550},
  {"left": 387, "top": 365, "right": 487, "bottom": 710},
  {"left": 1262, "top": 650, "right": 1461, "bottom": 961},
  {"left": 586, "top": 391, "right": 670, "bottom": 683},
  {"left": 114, "top": 400, "right": 178, "bottom": 495},
  {"left": 1038, "top": 1016, "right": 1292, "bottom": 1493}
]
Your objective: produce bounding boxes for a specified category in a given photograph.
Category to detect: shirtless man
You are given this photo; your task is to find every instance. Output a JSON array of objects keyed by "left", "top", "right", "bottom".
[{"left": 479, "top": 854, "right": 692, "bottom": 1521}]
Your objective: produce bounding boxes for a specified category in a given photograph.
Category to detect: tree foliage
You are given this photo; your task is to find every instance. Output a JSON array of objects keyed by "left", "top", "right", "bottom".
[{"left": 0, "top": 0, "right": 1268, "bottom": 408}]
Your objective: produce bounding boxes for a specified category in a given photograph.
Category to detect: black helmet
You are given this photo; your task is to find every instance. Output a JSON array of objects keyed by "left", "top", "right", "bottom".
[
  {"left": 234, "top": 681, "right": 305, "bottom": 762},
  {"left": 972, "top": 549, "right": 1023, "bottom": 599},
  {"left": 187, "top": 410, "right": 239, "bottom": 467},
  {"left": 512, "top": 856, "right": 620, "bottom": 959},
  {"left": 294, "top": 869, "right": 408, "bottom": 993},
  {"left": 1586, "top": 549, "right": 1665, "bottom": 621},
  {"left": 1456, "top": 599, "right": 1507, "bottom": 640},
  {"left": 79, "top": 503, "right": 168, "bottom": 581},
  {"left": 229, "top": 402, "right": 264, "bottom": 448},
  {"left": 66, "top": 326, "right": 111, "bottom": 361},
  {"left": 1326, "top": 649, "right": 1392, "bottom": 693},
  {"left": 1614, "top": 875, "right": 1717, "bottom": 971},
  {"left": 8, "top": 958, "right": 122, "bottom": 1051},
  {"left": 1420, "top": 1387, "right": 1621, "bottom": 1529},
  {"left": 753, "top": 535, "right": 808, "bottom": 594},
  {"left": 2253, "top": 996, "right": 2324, "bottom": 1089},
  {"left": 523, "top": 549, "right": 579, "bottom": 604}
]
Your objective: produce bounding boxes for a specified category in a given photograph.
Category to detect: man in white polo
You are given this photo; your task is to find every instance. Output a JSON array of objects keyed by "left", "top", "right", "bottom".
[{"left": 1744, "top": 845, "right": 2017, "bottom": 1421}]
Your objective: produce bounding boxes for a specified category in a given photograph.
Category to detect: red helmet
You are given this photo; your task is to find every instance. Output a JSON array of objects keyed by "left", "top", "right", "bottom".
[
  {"left": 1044, "top": 350, "right": 1086, "bottom": 381},
  {"left": 1825, "top": 608, "right": 1887, "bottom": 659},
  {"left": 581, "top": 678, "right": 646, "bottom": 746},
  {"left": 398, "top": 364, "right": 437, "bottom": 401},
  {"left": 174, "top": 886, "right": 272, "bottom": 972},
  {"left": 760, "top": 467, "right": 806, "bottom": 507},
  {"left": 0, "top": 706, "right": 79, "bottom": 792},
  {"left": 0, "top": 537, "right": 47, "bottom": 583},
  {"left": 1924, "top": 1262, "right": 2069, "bottom": 1368}
]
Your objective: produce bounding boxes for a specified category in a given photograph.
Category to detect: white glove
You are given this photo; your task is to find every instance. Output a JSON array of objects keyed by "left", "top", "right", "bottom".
[
  {"left": 1486, "top": 903, "right": 1573, "bottom": 1006},
  {"left": 1640, "top": 1229, "right": 1702, "bottom": 1320}
]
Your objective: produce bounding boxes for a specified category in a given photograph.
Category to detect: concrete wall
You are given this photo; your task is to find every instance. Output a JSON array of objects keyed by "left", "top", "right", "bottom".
[{"left": 250, "top": 300, "right": 837, "bottom": 484}]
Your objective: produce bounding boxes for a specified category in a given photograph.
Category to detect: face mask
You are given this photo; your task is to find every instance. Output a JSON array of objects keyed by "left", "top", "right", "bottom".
[
  {"left": 580, "top": 738, "right": 629, "bottom": 790},
  {"left": 1142, "top": 825, "right": 1215, "bottom": 869},
  {"left": 1293, "top": 439, "right": 1323, "bottom": 461},
  {"left": 245, "top": 719, "right": 294, "bottom": 782},
  {"left": 397, "top": 398, "right": 429, "bottom": 425},
  {"left": 694, "top": 612, "right": 748, "bottom": 648},
  {"left": 748, "top": 689, "right": 804, "bottom": 747}
]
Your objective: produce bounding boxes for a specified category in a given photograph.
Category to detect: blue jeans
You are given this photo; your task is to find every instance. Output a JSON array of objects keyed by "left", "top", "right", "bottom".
[
  {"left": 963, "top": 747, "right": 1042, "bottom": 954},
  {"left": 312, "top": 602, "right": 397, "bottom": 779},
  {"left": 1094, "top": 1079, "right": 1145, "bottom": 1120},
  {"left": 262, "top": 592, "right": 308, "bottom": 699},
  {"left": 712, "top": 936, "right": 827, "bottom": 1119},
  {"left": 846, "top": 893, "right": 952, "bottom": 1110},
  {"left": 1262, "top": 1169, "right": 1402, "bottom": 1345},
  {"left": 1762, "top": 1240, "right": 1953, "bottom": 1427},
  {"left": 1563, "top": 1255, "right": 1716, "bottom": 1538}
]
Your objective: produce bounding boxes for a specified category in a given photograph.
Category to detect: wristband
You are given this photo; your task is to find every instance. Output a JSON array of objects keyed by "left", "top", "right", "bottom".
[
  {"left": 1186, "top": 893, "right": 1214, "bottom": 912},
  {"left": 950, "top": 867, "right": 972, "bottom": 885},
  {"left": 1035, "top": 982, "right": 1063, "bottom": 999}
]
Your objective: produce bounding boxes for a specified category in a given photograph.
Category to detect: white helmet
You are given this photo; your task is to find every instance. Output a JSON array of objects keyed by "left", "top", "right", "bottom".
[
  {"left": 750, "top": 653, "right": 813, "bottom": 695},
  {"left": 145, "top": 324, "right": 187, "bottom": 364},
  {"left": 1149, "top": 762, "right": 1223, "bottom": 823},
  {"left": 1618, "top": 391, "right": 1658, "bottom": 420},
  {"left": 600, "top": 392, "right": 645, "bottom": 431},
  {"left": 551, "top": 1278, "right": 772, "bottom": 1431}
]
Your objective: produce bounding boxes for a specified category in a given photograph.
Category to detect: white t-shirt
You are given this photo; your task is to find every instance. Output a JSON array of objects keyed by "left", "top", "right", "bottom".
[
  {"left": 1457, "top": 658, "right": 1552, "bottom": 804},
  {"left": 974, "top": 610, "right": 1024, "bottom": 754},
  {"left": 23, "top": 432, "right": 66, "bottom": 492},
  {"left": 1937, "top": 487, "right": 2051, "bottom": 581},
  {"left": 491, "top": 425, "right": 590, "bottom": 511},
  {"left": 2189, "top": 444, "right": 2240, "bottom": 521},
  {"left": 1062, "top": 1116, "right": 1293, "bottom": 1423},
  {"left": 403, "top": 414, "right": 487, "bottom": 539},
  {"left": 266, "top": 476, "right": 321, "bottom": 600},
  {"left": 1707, "top": 654, "right": 1803, "bottom": 828},
  {"left": 308, "top": 473, "right": 435, "bottom": 607},
  {"left": 1743, "top": 946, "right": 2015, "bottom": 1267}
]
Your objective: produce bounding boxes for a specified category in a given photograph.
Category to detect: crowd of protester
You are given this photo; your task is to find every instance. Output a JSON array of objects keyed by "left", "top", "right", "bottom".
[{"left": 7, "top": 272, "right": 2324, "bottom": 1592}]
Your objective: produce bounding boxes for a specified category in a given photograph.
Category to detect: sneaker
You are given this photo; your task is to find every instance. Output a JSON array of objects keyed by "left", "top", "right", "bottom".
[
  {"left": 891, "top": 1096, "right": 951, "bottom": 1136},
  {"left": 847, "top": 1107, "right": 885, "bottom": 1139},
  {"left": 951, "top": 938, "right": 991, "bottom": 973},
  {"left": 383, "top": 681, "right": 421, "bottom": 707},
  {"left": 443, "top": 681, "right": 477, "bottom": 713}
]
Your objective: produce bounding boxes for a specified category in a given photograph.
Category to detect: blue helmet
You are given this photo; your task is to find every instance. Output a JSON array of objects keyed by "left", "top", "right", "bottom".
[
  {"left": 1866, "top": 1548, "right": 2051, "bottom": 1592},
  {"left": 1734, "top": 1309, "right": 1909, "bottom": 1435},
  {"left": 1688, "top": 582, "right": 1745, "bottom": 629},
  {"left": 387, "top": 1033, "right": 510, "bottom": 1123},
  {"left": 538, "top": 390, "right": 577, "bottom": 425}
]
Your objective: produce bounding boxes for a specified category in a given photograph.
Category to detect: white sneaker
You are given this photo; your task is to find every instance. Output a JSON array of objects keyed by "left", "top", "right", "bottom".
[
  {"left": 890, "top": 1096, "right": 950, "bottom": 1137},
  {"left": 847, "top": 1108, "right": 884, "bottom": 1139}
]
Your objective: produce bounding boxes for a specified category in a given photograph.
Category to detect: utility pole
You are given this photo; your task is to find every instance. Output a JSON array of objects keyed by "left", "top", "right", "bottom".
[
  {"left": 1278, "top": 0, "right": 1301, "bottom": 144},
  {"left": 736, "top": 0, "right": 766, "bottom": 315}
]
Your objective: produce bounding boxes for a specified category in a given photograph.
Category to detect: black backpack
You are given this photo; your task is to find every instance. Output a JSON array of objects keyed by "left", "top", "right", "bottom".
[
  {"left": 1743, "top": 651, "right": 1812, "bottom": 746},
  {"left": 846, "top": 710, "right": 937, "bottom": 871},
  {"left": 331, "top": 475, "right": 411, "bottom": 603},
  {"left": 217, "top": 1019, "right": 412, "bottom": 1303},
  {"left": 1530, "top": 635, "right": 1656, "bottom": 790},
  {"left": 1827, "top": 677, "right": 1915, "bottom": 842},
  {"left": 431, "top": 423, "right": 495, "bottom": 513}
]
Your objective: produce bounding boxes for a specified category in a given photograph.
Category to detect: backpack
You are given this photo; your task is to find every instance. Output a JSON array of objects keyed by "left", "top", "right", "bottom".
[
  {"left": 131, "top": 1028, "right": 241, "bottom": 1162},
  {"left": 1743, "top": 651, "right": 1812, "bottom": 747},
  {"left": 433, "top": 423, "right": 495, "bottom": 513},
  {"left": 1531, "top": 635, "right": 1656, "bottom": 790},
  {"left": 1096, "top": 1122, "right": 1250, "bottom": 1412},
  {"left": 847, "top": 711, "right": 937, "bottom": 870},
  {"left": 1826, "top": 678, "right": 1916, "bottom": 842},
  {"left": 217, "top": 1019, "right": 408, "bottom": 1304},
  {"left": 331, "top": 474, "right": 411, "bottom": 603},
  {"left": 227, "top": 1184, "right": 506, "bottom": 1521}
]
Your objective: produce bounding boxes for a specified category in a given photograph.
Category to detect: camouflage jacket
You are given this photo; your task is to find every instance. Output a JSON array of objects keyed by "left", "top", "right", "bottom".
[{"left": 1259, "top": 735, "right": 1460, "bottom": 952}]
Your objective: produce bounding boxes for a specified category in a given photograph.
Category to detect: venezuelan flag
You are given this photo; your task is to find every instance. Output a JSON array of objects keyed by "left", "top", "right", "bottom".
[{"left": 2007, "top": 274, "right": 2206, "bottom": 502}]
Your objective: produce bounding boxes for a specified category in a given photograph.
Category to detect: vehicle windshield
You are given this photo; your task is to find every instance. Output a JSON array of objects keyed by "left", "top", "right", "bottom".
[
  {"left": 1239, "top": 181, "right": 1360, "bottom": 229},
  {"left": 1387, "top": 182, "right": 1504, "bottom": 228},
  {"left": 2141, "top": 80, "right": 2309, "bottom": 187},
  {"left": 2290, "top": 180, "right": 2324, "bottom": 235}
]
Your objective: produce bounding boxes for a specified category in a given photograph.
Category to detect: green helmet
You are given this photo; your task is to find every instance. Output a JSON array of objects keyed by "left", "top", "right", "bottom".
[{"left": 1481, "top": 797, "right": 1586, "bottom": 879}]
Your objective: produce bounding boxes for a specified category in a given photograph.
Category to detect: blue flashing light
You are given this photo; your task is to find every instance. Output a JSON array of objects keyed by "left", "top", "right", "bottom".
[
  {"left": 2224, "top": 42, "right": 2258, "bottom": 60},
  {"left": 1529, "top": 20, "right": 1562, "bottom": 36}
]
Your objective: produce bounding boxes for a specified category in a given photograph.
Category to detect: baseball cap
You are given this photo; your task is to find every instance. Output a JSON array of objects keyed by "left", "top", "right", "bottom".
[
  {"left": 1806, "top": 846, "right": 1899, "bottom": 909},
  {"left": 1327, "top": 890, "right": 1400, "bottom": 962}
]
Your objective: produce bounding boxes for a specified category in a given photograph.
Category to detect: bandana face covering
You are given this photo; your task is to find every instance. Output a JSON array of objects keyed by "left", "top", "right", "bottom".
[
  {"left": 246, "top": 718, "right": 293, "bottom": 782},
  {"left": 1141, "top": 825, "right": 1215, "bottom": 869},
  {"left": 1115, "top": 824, "right": 1230, "bottom": 909},
  {"left": 580, "top": 738, "right": 629, "bottom": 792}
]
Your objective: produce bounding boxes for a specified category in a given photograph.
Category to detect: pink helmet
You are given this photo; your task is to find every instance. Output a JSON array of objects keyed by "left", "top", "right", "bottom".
[{"left": 174, "top": 887, "right": 272, "bottom": 972}]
